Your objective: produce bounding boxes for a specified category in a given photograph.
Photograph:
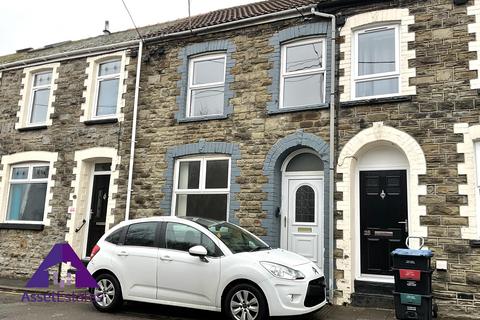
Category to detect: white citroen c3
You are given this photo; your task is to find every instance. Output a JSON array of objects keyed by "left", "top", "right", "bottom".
[{"left": 87, "top": 216, "right": 327, "bottom": 319}]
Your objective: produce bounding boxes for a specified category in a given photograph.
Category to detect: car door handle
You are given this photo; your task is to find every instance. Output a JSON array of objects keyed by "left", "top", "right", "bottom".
[
  {"left": 117, "top": 251, "right": 128, "bottom": 256},
  {"left": 160, "top": 255, "right": 172, "bottom": 261}
]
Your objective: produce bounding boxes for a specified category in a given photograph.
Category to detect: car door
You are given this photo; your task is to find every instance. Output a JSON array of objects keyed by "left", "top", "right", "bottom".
[
  {"left": 156, "top": 222, "right": 222, "bottom": 307},
  {"left": 113, "top": 221, "right": 160, "bottom": 301}
]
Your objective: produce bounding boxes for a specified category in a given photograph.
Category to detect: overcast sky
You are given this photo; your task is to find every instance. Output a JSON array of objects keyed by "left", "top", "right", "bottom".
[{"left": 0, "top": 0, "right": 261, "bottom": 56}]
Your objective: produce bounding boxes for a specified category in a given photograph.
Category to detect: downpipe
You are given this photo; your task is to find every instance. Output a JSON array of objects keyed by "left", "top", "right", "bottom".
[
  {"left": 311, "top": 7, "right": 336, "bottom": 304},
  {"left": 125, "top": 40, "right": 143, "bottom": 221}
]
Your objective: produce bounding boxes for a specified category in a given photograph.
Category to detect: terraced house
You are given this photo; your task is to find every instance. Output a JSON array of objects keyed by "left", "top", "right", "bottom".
[{"left": 0, "top": 0, "right": 479, "bottom": 317}]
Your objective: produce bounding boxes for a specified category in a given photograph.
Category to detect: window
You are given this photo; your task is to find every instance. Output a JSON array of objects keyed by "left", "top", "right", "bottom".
[
  {"left": 354, "top": 25, "right": 399, "bottom": 98},
  {"left": 105, "top": 227, "right": 125, "bottom": 245},
  {"left": 187, "top": 54, "right": 226, "bottom": 118},
  {"left": 165, "top": 222, "right": 220, "bottom": 256},
  {"left": 280, "top": 38, "right": 325, "bottom": 108},
  {"left": 173, "top": 156, "right": 230, "bottom": 220},
  {"left": 94, "top": 60, "right": 121, "bottom": 118},
  {"left": 28, "top": 71, "right": 53, "bottom": 125},
  {"left": 16, "top": 63, "right": 59, "bottom": 130},
  {"left": 82, "top": 52, "right": 128, "bottom": 122},
  {"left": 124, "top": 222, "right": 157, "bottom": 247},
  {"left": 6, "top": 163, "right": 49, "bottom": 222}
]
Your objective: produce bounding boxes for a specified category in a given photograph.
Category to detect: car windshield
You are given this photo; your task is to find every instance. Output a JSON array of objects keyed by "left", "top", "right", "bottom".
[{"left": 184, "top": 217, "right": 270, "bottom": 254}]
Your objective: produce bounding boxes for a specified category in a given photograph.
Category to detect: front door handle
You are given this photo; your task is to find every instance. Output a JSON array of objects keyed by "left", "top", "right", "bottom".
[
  {"left": 160, "top": 255, "right": 172, "bottom": 261},
  {"left": 398, "top": 220, "right": 408, "bottom": 233},
  {"left": 117, "top": 251, "right": 128, "bottom": 256}
]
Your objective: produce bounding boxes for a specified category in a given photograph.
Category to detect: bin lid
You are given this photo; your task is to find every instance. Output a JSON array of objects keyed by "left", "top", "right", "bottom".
[{"left": 391, "top": 248, "right": 433, "bottom": 257}]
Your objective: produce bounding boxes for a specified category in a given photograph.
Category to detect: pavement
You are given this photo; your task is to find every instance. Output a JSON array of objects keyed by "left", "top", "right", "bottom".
[{"left": 0, "top": 277, "right": 395, "bottom": 319}]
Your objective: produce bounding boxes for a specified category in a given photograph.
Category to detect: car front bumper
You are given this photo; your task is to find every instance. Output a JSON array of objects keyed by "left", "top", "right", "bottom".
[{"left": 261, "top": 265, "right": 327, "bottom": 317}]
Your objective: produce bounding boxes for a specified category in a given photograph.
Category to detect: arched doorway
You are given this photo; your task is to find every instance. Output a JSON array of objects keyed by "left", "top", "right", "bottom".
[
  {"left": 355, "top": 142, "right": 409, "bottom": 282},
  {"left": 280, "top": 149, "right": 324, "bottom": 269}
]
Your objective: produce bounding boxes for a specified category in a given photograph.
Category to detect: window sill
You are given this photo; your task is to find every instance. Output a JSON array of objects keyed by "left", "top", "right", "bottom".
[
  {"left": 470, "top": 240, "right": 480, "bottom": 248},
  {"left": 177, "top": 115, "right": 228, "bottom": 123},
  {"left": 84, "top": 118, "right": 119, "bottom": 125},
  {"left": 340, "top": 95, "right": 413, "bottom": 108},
  {"left": 267, "top": 104, "right": 329, "bottom": 115},
  {"left": 0, "top": 223, "right": 44, "bottom": 231},
  {"left": 17, "top": 125, "right": 48, "bottom": 132}
]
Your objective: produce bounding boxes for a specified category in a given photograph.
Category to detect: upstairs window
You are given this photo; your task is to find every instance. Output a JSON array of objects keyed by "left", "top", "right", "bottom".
[
  {"left": 173, "top": 156, "right": 230, "bottom": 220},
  {"left": 6, "top": 163, "right": 49, "bottom": 223},
  {"left": 187, "top": 54, "right": 226, "bottom": 118},
  {"left": 28, "top": 71, "right": 53, "bottom": 125},
  {"left": 280, "top": 38, "right": 325, "bottom": 108},
  {"left": 94, "top": 60, "right": 121, "bottom": 118},
  {"left": 354, "top": 25, "right": 399, "bottom": 98}
]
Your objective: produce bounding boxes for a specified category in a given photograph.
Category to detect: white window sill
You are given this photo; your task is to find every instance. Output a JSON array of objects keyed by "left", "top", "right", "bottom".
[
  {"left": 84, "top": 118, "right": 119, "bottom": 125},
  {"left": 17, "top": 124, "right": 48, "bottom": 132}
]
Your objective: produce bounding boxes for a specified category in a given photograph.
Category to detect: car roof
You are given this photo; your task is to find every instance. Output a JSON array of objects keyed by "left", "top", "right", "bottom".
[{"left": 116, "top": 215, "right": 226, "bottom": 228}]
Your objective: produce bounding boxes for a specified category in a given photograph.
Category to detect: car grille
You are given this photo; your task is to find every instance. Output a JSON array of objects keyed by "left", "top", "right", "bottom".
[{"left": 304, "top": 276, "right": 326, "bottom": 307}]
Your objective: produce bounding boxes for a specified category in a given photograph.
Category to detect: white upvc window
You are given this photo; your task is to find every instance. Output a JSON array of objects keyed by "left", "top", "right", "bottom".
[
  {"left": 27, "top": 71, "right": 53, "bottom": 126},
  {"left": 172, "top": 156, "right": 230, "bottom": 221},
  {"left": 475, "top": 141, "right": 480, "bottom": 237},
  {"left": 186, "top": 53, "right": 226, "bottom": 118},
  {"left": 93, "top": 59, "right": 121, "bottom": 118},
  {"left": 280, "top": 38, "right": 326, "bottom": 109},
  {"left": 5, "top": 162, "right": 49, "bottom": 223},
  {"left": 353, "top": 25, "right": 400, "bottom": 99}
]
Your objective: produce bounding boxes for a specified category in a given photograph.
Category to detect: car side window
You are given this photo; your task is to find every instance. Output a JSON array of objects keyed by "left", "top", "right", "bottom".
[
  {"left": 165, "top": 222, "right": 221, "bottom": 257},
  {"left": 105, "top": 227, "right": 124, "bottom": 245},
  {"left": 124, "top": 222, "right": 157, "bottom": 247}
]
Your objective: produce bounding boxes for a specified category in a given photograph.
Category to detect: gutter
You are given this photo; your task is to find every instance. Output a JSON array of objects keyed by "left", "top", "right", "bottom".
[
  {"left": 125, "top": 40, "right": 143, "bottom": 221},
  {"left": 311, "top": 7, "right": 336, "bottom": 304},
  {"left": 0, "top": 4, "right": 316, "bottom": 71}
]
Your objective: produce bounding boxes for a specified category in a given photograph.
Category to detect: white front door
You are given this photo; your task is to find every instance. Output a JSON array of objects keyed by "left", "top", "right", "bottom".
[{"left": 282, "top": 177, "right": 324, "bottom": 269}]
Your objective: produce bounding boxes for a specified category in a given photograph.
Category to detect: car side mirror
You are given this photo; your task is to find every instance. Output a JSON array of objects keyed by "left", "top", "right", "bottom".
[{"left": 189, "top": 245, "right": 209, "bottom": 263}]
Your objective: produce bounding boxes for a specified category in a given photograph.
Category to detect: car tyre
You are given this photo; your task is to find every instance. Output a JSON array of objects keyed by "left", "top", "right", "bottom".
[
  {"left": 224, "top": 283, "right": 268, "bottom": 320},
  {"left": 92, "top": 273, "right": 123, "bottom": 312}
]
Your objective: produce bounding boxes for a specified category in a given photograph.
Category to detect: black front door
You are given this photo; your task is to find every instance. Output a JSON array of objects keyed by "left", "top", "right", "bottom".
[
  {"left": 86, "top": 174, "right": 110, "bottom": 256},
  {"left": 360, "top": 170, "right": 408, "bottom": 275}
]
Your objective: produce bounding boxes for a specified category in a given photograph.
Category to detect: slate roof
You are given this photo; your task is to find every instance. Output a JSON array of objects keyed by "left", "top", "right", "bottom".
[{"left": 0, "top": 0, "right": 318, "bottom": 66}]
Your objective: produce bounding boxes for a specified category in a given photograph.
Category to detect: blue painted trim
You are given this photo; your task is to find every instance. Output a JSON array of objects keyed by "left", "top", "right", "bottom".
[
  {"left": 176, "top": 40, "right": 236, "bottom": 122},
  {"left": 261, "top": 131, "right": 331, "bottom": 283},
  {"left": 160, "top": 140, "right": 241, "bottom": 225},
  {"left": 267, "top": 22, "right": 332, "bottom": 114}
]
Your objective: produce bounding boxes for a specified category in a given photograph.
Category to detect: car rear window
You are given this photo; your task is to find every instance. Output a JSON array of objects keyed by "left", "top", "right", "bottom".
[
  {"left": 105, "top": 227, "right": 124, "bottom": 244},
  {"left": 124, "top": 222, "right": 157, "bottom": 247}
]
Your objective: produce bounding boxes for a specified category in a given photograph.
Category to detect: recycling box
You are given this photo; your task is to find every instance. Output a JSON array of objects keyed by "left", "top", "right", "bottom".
[
  {"left": 393, "top": 292, "right": 433, "bottom": 320},
  {"left": 393, "top": 268, "right": 433, "bottom": 295},
  {"left": 392, "top": 248, "right": 433, "bottom": 271},
  {"left": 392, "top": 247, "right": 435, "bottom": 319}
]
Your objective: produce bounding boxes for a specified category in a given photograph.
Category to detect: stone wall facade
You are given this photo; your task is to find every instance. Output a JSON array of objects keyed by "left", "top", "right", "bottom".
[{"left": 0, "top": 51, "right": 137, "bottom": 277}]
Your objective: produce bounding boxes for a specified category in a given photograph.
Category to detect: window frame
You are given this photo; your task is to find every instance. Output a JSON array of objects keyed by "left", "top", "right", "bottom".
[
  {"left": 26, "top": 70, "right": 53, "bottom": 127},
  {"left": 92, "top": 58, "right": 122, "bottom": 120},
  {"left": 475, "top": 141, "right": 480, "bottom": 239},
  {"left": 352, "top": 24, "right": 401, "bottom": 100},
  {"left": 5, "top": 162, "right": 50, "bottom": 224},
  {"left": 171, "top": 155, "right": 231, "bottom": 220},
  {"left": 279, "top": 37, "right": 327, "bottom": 109},
  {"left": 186, "top": 53, "right": 227, "bottom": 119}
]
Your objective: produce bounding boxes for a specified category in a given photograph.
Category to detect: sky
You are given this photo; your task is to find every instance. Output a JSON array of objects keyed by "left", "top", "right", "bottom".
[{"left": 0, "top": 0, "right": 262, "bottom": 56}]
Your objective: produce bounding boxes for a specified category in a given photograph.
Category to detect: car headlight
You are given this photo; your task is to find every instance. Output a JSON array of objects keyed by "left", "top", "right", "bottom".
[{"left": 260, "top": 261, "right": 305, "bottom": 280}]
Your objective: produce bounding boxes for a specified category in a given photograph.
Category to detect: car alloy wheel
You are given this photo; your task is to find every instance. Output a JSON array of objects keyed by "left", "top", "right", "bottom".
[
  {"left": 230, "top": 289, "right": 260, "bottom": 320},
  {"left": 94, "top": 278, "right": 115, "bottom": 307}
]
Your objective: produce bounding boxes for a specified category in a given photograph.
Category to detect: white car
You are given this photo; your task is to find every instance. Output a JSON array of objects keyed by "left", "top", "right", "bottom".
[{"left": 87, "top": 216, "right": 327, "bottom": 319}]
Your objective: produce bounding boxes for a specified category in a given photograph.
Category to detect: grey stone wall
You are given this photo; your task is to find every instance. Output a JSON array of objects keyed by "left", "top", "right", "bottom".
[{"left": 0, "top": 54, "right": 137, "bottom": 278}]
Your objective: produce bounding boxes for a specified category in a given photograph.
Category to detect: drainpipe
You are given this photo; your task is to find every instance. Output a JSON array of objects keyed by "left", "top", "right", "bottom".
[
  {"left": 311, "top": 7, "right": 336, "bottom": 304},
  {"left": 125, "top": 40, "right": 143, "bottom": 221}
]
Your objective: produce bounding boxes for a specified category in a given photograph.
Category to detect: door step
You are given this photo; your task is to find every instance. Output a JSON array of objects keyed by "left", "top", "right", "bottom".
[{"left": 351, "top": 280, "right": 394, "bottom": 309}]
